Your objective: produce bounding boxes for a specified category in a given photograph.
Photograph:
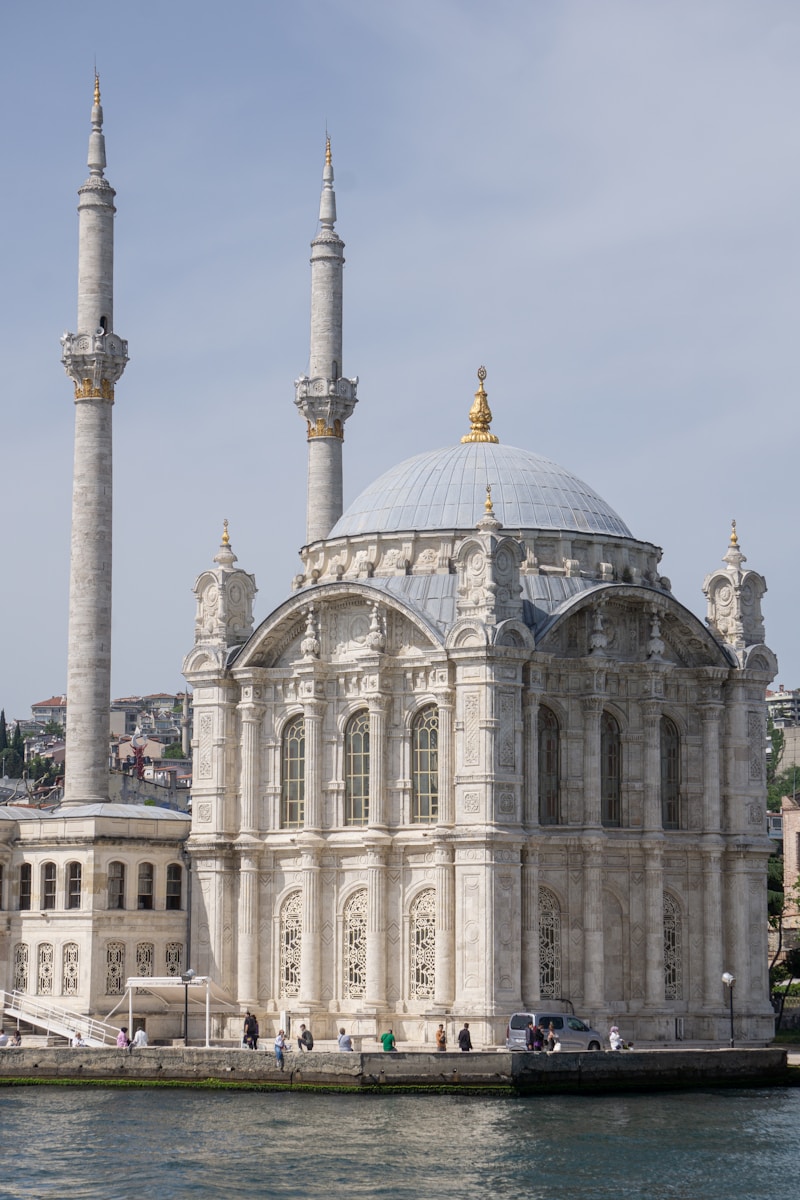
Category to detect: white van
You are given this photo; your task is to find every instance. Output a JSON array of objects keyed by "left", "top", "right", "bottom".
[{"left": 505, "top": 1011, "right": 603, "bottom": 1051}]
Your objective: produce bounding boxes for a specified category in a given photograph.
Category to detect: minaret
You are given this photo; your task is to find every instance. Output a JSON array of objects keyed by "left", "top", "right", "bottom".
[
  {"left": 60, "top": 77, "right": 128, "bottom": 806},
  {"left": 294, "top": 138, "right": 359, "bottom": 544}
]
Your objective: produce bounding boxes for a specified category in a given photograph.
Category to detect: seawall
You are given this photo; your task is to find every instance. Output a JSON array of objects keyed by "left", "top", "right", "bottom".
[{"left": 0, "top": 1047, "right": 791, "bottom": 1094}]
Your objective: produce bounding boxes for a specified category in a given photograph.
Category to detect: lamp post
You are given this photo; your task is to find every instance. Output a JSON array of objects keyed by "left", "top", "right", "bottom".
[
  {"left": 722, "top": 971, "right": 736, "bottom": 1048},
  {"left": 181, "top": 968, "right": 196, "bottom": 1046}
]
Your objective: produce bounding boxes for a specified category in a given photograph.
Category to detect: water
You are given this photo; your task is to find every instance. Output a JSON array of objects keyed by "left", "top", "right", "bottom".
[{"left": 0, "top": 1086, "right": 798, "bottom": 1200}]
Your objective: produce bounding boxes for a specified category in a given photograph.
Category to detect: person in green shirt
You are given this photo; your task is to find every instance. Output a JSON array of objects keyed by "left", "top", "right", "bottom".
[{"left": 380, "top": 1029, "right": 397, "bottom": 1052}]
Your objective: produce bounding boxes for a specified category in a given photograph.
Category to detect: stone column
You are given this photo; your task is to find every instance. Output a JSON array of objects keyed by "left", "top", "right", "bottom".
[
  {"left": 236, "top": 849, "right": 260, "bottom": 1008},
  {"left": 434, "top": 840, "right": 455, "bottom": 1007},
  {"left": 299, "top": 847, "right": 321, "bottom": 1006},
  {"left": 303, "top": 700, "right": 325, "bottom": 830},
  {"left": 237, "top": 689, "right": 264, "bottom": 835},
  {"left": 643, "top": 843, "right": 664, "bottom": 1006},
  {"left": 365, "top": 846, "right": 387, "bottom": 1007},
  {"left": 368, "top": 697, "right": 387, "bottom": 828},
  {"left": 582, "top": 841, "right": 604, "bottom": 1008},
  {"left": 435, "top": 691, "right": 455, "bottom": 826},
  {"left": 726, "top": 849, "right": 750, "bottom": 1000},
  {"left": 702, "top": 847, "right": 724, "bottom": 1005},
  {"left": 701, "top": 704, "right": 723, "bottom": 833},
  {"left": 523, "top": 691, "right": 540, "bottom": 827},
  {"left": 581, "top": 697, "right": 603, "bottom": 826},
  {"left": 642, "top": 700, "right": 662, "bottom": 832},
  {"left": 521, "top": 844, "right": 540, "bottom": 1004}
]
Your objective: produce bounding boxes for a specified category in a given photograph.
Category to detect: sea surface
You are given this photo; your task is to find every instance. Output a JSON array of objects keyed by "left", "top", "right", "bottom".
[{"left": 0, "top": 1085, "right": 798, "bottom": 1200}]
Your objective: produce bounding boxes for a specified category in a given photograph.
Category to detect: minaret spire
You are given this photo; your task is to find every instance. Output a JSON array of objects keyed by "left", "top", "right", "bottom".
[
  {"left": 60, "top": 78, "right": 129, "bottom": 807},
  {"left": 294, "top": 137, "right": 359, "bottom": 545}
]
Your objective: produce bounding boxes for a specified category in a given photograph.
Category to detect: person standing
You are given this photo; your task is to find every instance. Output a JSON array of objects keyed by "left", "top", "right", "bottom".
[
  {"left": 380, "top": 1029, "right": 397, "bottom": 1052},
  {"left": 0, "top": 1030, "right": 9, "bottom": 1047},
  {"left": 116, "top": 1027, "right": 130, "bottom": 1049},
  {"left": 609, "top": 1025, "right": 623, "bottom": 1051},
  {"left": 274, "top": 1029, "right": 288, "bottom": 1070},
  {"left": 297, "top": 1024, "right": 314, "bottom": 1052},
  {"left": 525, "top": 1021, "right": 538, "bottom": 1052},
  {"left": 546, "top": 1022, "right": 557, "bottom": 1051},
  {"left": 435, "top": 1024, "right": 447, "bottom": 1052},
  {"left": 338, "top": 1027, "right": 353, "bottom": 1051},
  {"left": 457, "top": 1023, "right": 472, "bottom": 1052},
  {"left": 10, "top": 1030, "right": 21, "bottom": 1047},
  {"left": 243, "top": 1011, "right": 256, "bottom": 1050}
]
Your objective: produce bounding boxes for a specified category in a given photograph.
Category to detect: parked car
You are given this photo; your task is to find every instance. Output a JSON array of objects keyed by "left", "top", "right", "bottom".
[{"left": 505, "top": 1011, "right": 603, "bottom": 1051}]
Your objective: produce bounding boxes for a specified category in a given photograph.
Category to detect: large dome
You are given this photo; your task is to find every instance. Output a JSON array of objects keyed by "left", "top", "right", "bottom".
[{"left": 329, "top": 441, "right": 633, "bottom": 540}]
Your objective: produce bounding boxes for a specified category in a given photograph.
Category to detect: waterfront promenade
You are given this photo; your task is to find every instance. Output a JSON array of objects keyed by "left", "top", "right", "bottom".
[{"left": 0, "top": 1045, "right": 791, "bottom": 1093}]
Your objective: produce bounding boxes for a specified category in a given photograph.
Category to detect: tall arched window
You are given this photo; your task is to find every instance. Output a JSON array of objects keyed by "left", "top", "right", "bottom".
[
  {"left": 18, "top": 864, "right": 31, "bottom": 911},
  {"left": 660, "top": 717, "right": 680, "bottom": 830},
  {"left": 137, "top": 863, "right": 154, "bottom": 910},
  {"left": 410, "top": 889, "right": 436, "bottom": 999},
  {"left": 66, "top": 862, "right": 82, "bottom": 910},
  {"left": 62, "top": 942, "right": 80, "bottom": 996},
  {"left": 412, "top": 706, "right": 439, "bottom": 823},
  {"left": 108, "top": 862, "right": 125, "bottom": 910},
  {"left": 538, "top": 706, "right": 560, "bottom": 825},
  {"left": 344, "top": 889, "right": 368, "bottom": 998},
  {"left": 281, "top": 714, "right": 305, "bottom": 828},
  {"left": 279, "top": 892, "right": 302, "bottom": 999},
  {"left": 166, "top": 864, "right": 183, "bottom": 910},
  {"left": 345, "top": 711, "right": 370, "bottom": 826},
  {"left": 41, "top": 862, "right": 57, "bottom": 910},
  {"left": 663, "top": 893, "right": 683, "bottom": 999},
  {"left": 538, "top": 887, "right": 561, "bottom": 998},
  {"left": 601, "top": 712, "right": 621, "bottom": 827}
]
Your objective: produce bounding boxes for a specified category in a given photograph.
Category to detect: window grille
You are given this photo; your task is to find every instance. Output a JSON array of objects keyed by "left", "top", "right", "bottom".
[
  {"left": 165, "top": 943, "right": 183, "bottom": 977},
  {"left": 411, "top": 707, "right": 439, "bottom": 823},
  {"left": 664, "top": 894, "right": 683, "bottom": 999},
  {"left": 62, "top": 942, "right": 80, "bottom": 996},
  {"left": 281, "top": 714, "right": 305, "bottom": 828},
  {"left": 279, "top": 892, "right": 302, "bottom": 998},
  {"left": 409, "top": 889, "right": 436, "bottom": 998},
  {"left": 37, "top": 943, "right": 54, "bottom": 995},
  {"left": 14, "top": 942, "right": 29, "bottom": 992},
  {"left": 344, "top": 890, "right": 368, "bottom": 998},
  {"left": 136, "top": 942, "right": 154, "bottom": 977},
  {"left": 538, "top": 887, "right": 562, "bottom": 997},
  {"left": 106, "top": 941, "right": 125, "bottom": 995}
]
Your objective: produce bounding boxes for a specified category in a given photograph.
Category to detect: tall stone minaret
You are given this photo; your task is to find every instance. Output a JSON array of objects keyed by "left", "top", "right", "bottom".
[
  {"left": 294, "top": 139, "right": 359, "bottom": 544},
  {"left": 60, "top": 77, "right": 128, "bottom": 806}
]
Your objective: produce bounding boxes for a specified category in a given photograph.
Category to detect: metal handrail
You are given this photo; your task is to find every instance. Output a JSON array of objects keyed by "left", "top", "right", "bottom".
[{"left": 1, "top": 990, "right": 119, "bottom": 1046}]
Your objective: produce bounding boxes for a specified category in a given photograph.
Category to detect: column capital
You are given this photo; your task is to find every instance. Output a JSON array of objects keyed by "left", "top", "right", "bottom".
[{"left": 581, "top": 695, "right": 604, "bottom": 718}]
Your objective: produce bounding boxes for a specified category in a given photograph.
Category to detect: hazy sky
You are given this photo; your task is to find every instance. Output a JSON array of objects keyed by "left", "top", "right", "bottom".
[{"left": 1, "top": 0, "right": 798, "bottom": 722}]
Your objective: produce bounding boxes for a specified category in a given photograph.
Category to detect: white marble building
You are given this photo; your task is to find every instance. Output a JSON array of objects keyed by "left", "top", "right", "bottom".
[{"left": 183, "top": 146, "right": 778, "bottom": 1046}]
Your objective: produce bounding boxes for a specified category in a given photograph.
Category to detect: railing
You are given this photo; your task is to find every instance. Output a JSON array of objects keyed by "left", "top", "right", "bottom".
[{"left": 1, "top": 990, "right": 119, "bottom": 1047}]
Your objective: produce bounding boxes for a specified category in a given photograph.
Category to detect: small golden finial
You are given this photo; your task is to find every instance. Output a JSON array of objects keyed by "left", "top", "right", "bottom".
[
  {"left": 94, "top": 73, "right": 101, "bottom": 106},
  {"left": 325, "top": 135, "right": 332, "bottom": 165},
  {"left": 222, "top": 518, "right": 230, "bottom": 546},
  {"left": 461, "top": 366, "right": 499, "bottom": 444},
  {"left": 484, "top": 484, "right": 494, "bottom": 515},
  {"left": 730, "top": 519, "right": 738, "bottom": 547}
]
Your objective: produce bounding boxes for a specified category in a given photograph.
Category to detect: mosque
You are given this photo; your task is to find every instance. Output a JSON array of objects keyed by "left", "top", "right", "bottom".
[{"left": 0, "top": 84, "right": 779, "bottom": 1047}]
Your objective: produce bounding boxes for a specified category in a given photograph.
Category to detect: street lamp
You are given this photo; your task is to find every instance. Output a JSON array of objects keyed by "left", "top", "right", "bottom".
[
  {"left": 722, "top": 971, "right": 736, "bottom": 1048},
  {"left": 181, "top": 968, "right": 196, "bottom": 1047}
]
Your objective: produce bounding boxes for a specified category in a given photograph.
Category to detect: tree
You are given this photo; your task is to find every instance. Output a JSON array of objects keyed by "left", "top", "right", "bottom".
[
  {"left": 12, "top": 722, "right": 24, "bottom": 756},
  {"left": 0, "top": 709, "right": 7, "bottom": 753},
  {"left": 163, "top": 742, "right": 186, "bottom": 760},
  {"left": 43, "top": 721, "right": 64, "bottom": 737},
  {"left": 767, "top": 763, "right": 800, "bottom": 812},
  {"left": 767, "top": 719, "right": 785, "bottom": 787}
]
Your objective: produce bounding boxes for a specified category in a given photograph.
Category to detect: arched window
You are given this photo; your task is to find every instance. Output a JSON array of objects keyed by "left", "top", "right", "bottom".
[
  {"left": 601, "top": 712, "right": 621, "bottom": 827},
  {"left": 344, "top": 890, "right": 368, "bottom": 998},
  {"left": 412, "top": 706, "right": 439, "bottom": 823},
  {"left": 166, "top": 943, "right": 183, "bottom": 977},
  {"left": 664, "top": 894, "right": 683, "bottom": 999},
  {"left": 281, "top": 714, "right": 305, "bottom": 828},
  {"left": 66, "top": 862, "right": 82, "bottom": 910},
  {"left": 106, "top": 941, "right": 125, "bottom": 995},
  {"left": 137, "top": 863, "right": 154, "bottom": 910},
  {"left": 136, "top": 942, "right": 154, "bottom": 978},
  {"left": 37, "top": 943, "right": 54, "bottom": 994},
  {"left": 661, "top": 717, "right": 680, "bottom": 830},
  {"left": 279, "top": 892, "right": 302, "bottom": 998},
  {"left": 345, "top": 711, "right": 370, "bottom": 826},
  {"left": 538, "top": 706, "right": 560, "bottom": 825},
  {"left": 62, "top": 943, "right": 80, "bottom": 996},
  {"left": 538, "top": 887, "right": 562, "bottom": 998},
  {"left": 41, "top": 862, "right": 57, "bottom": 911},
  {"left": 14, "top": 942, "right": 29, "bottom": 991},
  {"left": 166, "top": 864, "right": 183, "bottom": 910},
  {"left": 19, "top": 864, "right": 31, "bottom": 911},
  {"left": 410, "top": 889, "right": 436, "bottom": 999},
  {"left": 108, "top": 861, "right": 125, "bottom": 910}
]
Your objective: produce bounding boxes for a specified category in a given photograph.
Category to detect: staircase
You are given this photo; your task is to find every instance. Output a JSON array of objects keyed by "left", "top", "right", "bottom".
[{"left": 1, "top": 991, "right": 119, "bottom": 1047}]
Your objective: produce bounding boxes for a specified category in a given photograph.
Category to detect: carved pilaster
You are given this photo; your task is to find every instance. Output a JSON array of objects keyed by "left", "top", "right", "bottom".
[
  {"left": 368, "top": 696, "right": 388, "bottom": 828},
  {"left": 581, "top": 696, "right": 604, "bottom": 827},
  {"left": 434, "top": 840, "right": 455, "bottom": 1007},
  {"left": 303, "top": 700, "right": 325, "bottom": 830},
  {"left": 365, "top": 846, "right": 387, "bottom": 1007}
]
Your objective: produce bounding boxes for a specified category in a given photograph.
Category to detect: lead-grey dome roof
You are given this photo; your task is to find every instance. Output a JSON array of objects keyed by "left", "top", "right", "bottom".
[{"left": 330, "top": 442, "right": 633, "bottom": 540}]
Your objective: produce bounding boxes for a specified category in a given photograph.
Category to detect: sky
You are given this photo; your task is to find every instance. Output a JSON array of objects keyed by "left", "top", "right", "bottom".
[{"left": 0, "top": 0, "right": 798, "bottom": 722}]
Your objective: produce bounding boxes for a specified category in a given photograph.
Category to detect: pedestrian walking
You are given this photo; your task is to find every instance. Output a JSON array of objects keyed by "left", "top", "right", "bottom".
[
  {"left": 457, "top": 1022, "right": 472, "bottom": 1052},
  {"left": 274, "top": 1029, "right": 288, "bottom": 1070},
  {"left": 435, "top": 1024, "right": 447, "bottom": 1052}
]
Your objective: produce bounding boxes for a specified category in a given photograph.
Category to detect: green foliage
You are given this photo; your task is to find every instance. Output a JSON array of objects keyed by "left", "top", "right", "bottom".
[
  {"left": 767, "top": 763, "right": 800, "bottom": 812},
  {"left": 0, "top": 748, "right": 23, "bottom": 778},
  {"left": 767, "top": 719, "right": 785, "bottom": 786},
  {"left": 11, "top": 722, "right": 24, "bottom": 755},
  {"left": 42, "top": 721, "right": 65, "bottom": 737},
  {"left": 26, "top": 755, "right": 60, "bottom": 786},
  {"left": 768, "top": 855, "right": 785, "bottom": 921},
  {"left": 0, "top": 709, "right": 7, "bottom": 752},
  {"left": 163, "top": 743, "right": 186, "bottom": 760}
]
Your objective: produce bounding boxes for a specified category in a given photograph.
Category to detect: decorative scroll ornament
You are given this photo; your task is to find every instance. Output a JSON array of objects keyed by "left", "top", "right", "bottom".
[
  {"left": 461, "top": 366, "right": 499, "bottom": 444},
  {"left": 589, "top": 604, "right": 608, "bottom": 654},
  {"left": 366, "top": 602, "right": 386, "bottom": 652},
  {"left": 647, "top": 609, "right": 666, "bottom": 660},
  {"left": 301, "top": 606, "right": 320, "bottom": 659}
]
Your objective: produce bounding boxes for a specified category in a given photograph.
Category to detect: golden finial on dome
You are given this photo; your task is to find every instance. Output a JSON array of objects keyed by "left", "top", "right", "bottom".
[
  {"left": 325, "top": 135, "right": 332, "bottom": 165},
  {"left": 484, "top": 484, "right": 494, "bottom": 515},
  {"left": 730, "top": 518, "right": 738, "bottom": 547},
  {"left": 94, "top": 73, "right": 101, "bottom": 106},
  {"left": 222, "top": 518, "right": 230, "bottom": 546},
  {"left": 461, "top": 366, "right": 499, "bottom": 444}
]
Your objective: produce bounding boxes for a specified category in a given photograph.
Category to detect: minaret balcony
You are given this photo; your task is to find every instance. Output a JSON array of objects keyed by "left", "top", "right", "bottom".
[{"left": 61, "top": 331, "right": 129, "bottom": 395}]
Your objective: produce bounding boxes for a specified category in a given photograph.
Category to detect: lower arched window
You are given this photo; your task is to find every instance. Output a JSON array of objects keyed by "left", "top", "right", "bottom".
[
  {"left": 601, "top": 713, "right": 621, "bottom": 827},
  {"left": 410, "top": 889, "right": 436, "bottom": 999},
  {"left": 538, "top": 706, "right": 560, "bottom": 824},
  {"left": 165, "top": 943, "right": 183, "bottom": 977},
  {"left": 411, "top": 707, "right": 439, "bottom": 823},
  {"left": 14, "top": 943, "right": 29, "bottom": 991},
  {"left": 136, "top": 942, "right": 154, "bottom": 978},
  {"left": 664, "top": 894, "right": 683, "bottom": 999},
  {"left": 538, "top": 887, "right": 561, "bottom": 998},
  {"left": 62, "top": 943, "right": 79, "bottom": 996},
  {"left": 661, "top": 717, "right": 680, "bottom": 830},
  {"left": 106, "top": 941, "right": 125, "bottom": 995},
  {"left": 344, "top": 890, "right": 368, "bottom": 998},
  {"left": 279, "top": 892, "right": 302, "bottom": 998},
  {"left": 37, "top": 943, "right": 54, "bottom": 995}
]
